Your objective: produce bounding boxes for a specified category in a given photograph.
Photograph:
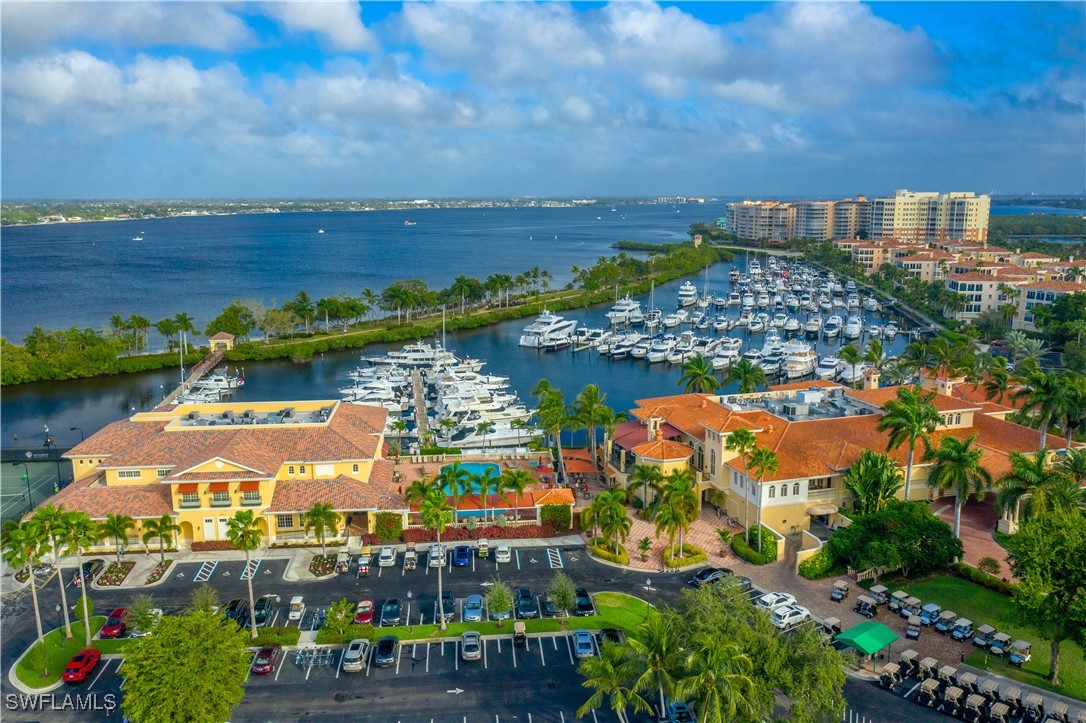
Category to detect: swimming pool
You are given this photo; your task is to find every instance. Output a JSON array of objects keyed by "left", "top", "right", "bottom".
[{"left": 438, "top": 462, "right": 500, "bottom": 494}]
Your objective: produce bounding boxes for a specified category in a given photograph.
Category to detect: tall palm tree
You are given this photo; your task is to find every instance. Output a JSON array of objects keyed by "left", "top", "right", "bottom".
[
  {"left": 536, "top": 385, "right": 571, "bottom": 483},
  {"left": 449, "top": 275, "right": 474, "bottom": 313},
  {"left": 226, "top": 510, "right": 264, "bottom": 640},
  {"left": 2, "top": 518, "right": 50, "bottom": 642},
  {"left": 984, "top": 365, "right": 1012, "bottom": 404},
  {"left": 627, "top": 464, "right": 664, "bottom": 512},
  {"left": 419, "top": 487, "right": 454, "bottom": 630},
  {"left": 499, "top": 468, "right": 534, "bottom": 524},
  {"left": 576, "top": 641, "right": 651, "bottom": 723},
  {"left": 863, "top": 338, "right": 885, "bottom": 373},
  {"left": 99, "top": 513, "right": 133, "bottom": 564},
  {"left": 746, "top": 447, "right": 779, "bottom": 553},
  {"left": 476, "top": 420, "right": 495, "bottom": 450},
  {"left": 438, "top": 463, "right": 470, "bottom": 523},
  {"left": 60, "top": 512, "right": 100, "bottom": 646},
  {"left": 574, "top": 384, "right": 608, "bottom": 468},
  {"left": 404, "top": 476, "right": 438, "bottom": 507},
  {"left": 627, "top": 612, "right": 682, "bottom": 719},
  {"left": 660, "top": 469, "right": 698, "bottom": 551},
  {"left": 838, "top": 343, "right": 862, "bottom": 367},
  {"left": 924, "top": 434, "right": 992, "bottom": 539},
  {"left": 678, "top": 353, "right": 721, "bottom": 394},
  {"left": 474, "top": 467, "right": 500, "bottom": 524},
  {"left": 597, "top": 406, "right": 629, "bottom": 468},
  {"left": 725, "top": 428, "right": 757, "bottom": 538},
  {"left": 841, "top": 450, "right": 902, "bottom": 516},
  {"left": 141, "top": 515, "right": 181, "bottom": 563},
  {"left": 591, "top": 490, "right": 631, "bottom": 555},
  {"left": 996, "top": 450, "right": 1081, "bottom": 522},
  {"left": 128, "top": 314, "right": 151, "bottom": 352},
  {"left": 290, "top": 291, "right": 316, "bottom": 333},
  {"left": 1013, "top": 369, "right": 1064, "bottom": 451},
  {"left": 723, "top": 358, "right": 766, "bottom": 394},
  {"left": 1057, "top": 371, "right": 1086, "bottom": 449},
  {"left": 876, "top": 386, "right": 941, "bottom": 501},
  {"left": 303, "top": 502, "right": 339, "bottom": 557},
  {"left": 155, "top": 317, "right": 179, "bottom": 352},
  {"left": 173, "top": 312, "right": 196, "bottom": 356},
  {"left": 676, "top": 639, "right": 757, "bottom": 723},
  {"left": 1054, "top": 447, "right": 1086, "bottom": 486},
  {"left": 33, "top": 504, "right": 74, "bottom": 639}
]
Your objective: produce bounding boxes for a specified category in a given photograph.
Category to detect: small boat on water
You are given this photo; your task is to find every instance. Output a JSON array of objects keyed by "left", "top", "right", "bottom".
[
  {"left": 843, "top": 316, "right": 863, "bottom": 341},
  {"left": 823, "top": 315, "right": 843, "bottom": 339},
  {"left": 606, "top": 296, "right": 644, "bottom": 325},
  {"left": 815, "top": 356, "right": 840, "bottom": 380}
]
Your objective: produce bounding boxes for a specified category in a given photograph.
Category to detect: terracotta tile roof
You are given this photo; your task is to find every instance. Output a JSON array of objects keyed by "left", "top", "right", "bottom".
[
  {"left": 562, "top": 448, "right": 594, "bottom": 463},
  {"left": 170, "top": 471, "right": 272, "bottom": 481},
  {"left": 43, "top": 472, "right": 173, "bottom": 520},
  {"left": 948, "top": 272, "right": 1002, "bottom": 283},
  {"left": 1019, "top": 280, "right": 1086, "bottom": 292},
  {"left": 950, "top": 382, "right": 1022, "bottom": 410},
  {"left": 844, "top": 386, "right": 981, "bottom": 413},
  {"left": 612, "top": 420, "right": 683, "bottom": 449},
  {"left": 768, "top": 380, "right": 843, "bottom": 393},
  {"left": 530, "top": 488, "right": 575, "bottom": 506},
  {"left": 562, "top": 458, "right": 598, "bottom": 473},
  {"left": 267, "top": 475, "right": 397, "bottom": 513},
  {"left": 632, "top": 394, "right": 732, "bottom": 441},
  {"left": 1018, "top": 252, "right": 1058, "bottom": 260},
  {"left": 630, "top": 439, "right": 695, "bottom": 461}
]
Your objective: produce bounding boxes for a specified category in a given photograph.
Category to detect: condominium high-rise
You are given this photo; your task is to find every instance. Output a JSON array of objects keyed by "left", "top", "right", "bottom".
[{"left": 868, "top": 190, "right": 990, "bottom": 243}]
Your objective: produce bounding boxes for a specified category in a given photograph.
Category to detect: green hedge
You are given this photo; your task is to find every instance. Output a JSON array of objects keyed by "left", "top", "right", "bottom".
[
  {"left": 419, "top": 446, "right": 462, "bottom": 455},
  {"left": 540, "top": 504, "right": 572, "bottom": 533},
  {"left": 588, "top": 539, "right": 629, "bottom": 565},
  {"left": 252, "top": 626, "right": 301, "bottom": 647},
  {"left": 663, "top": 544, "right": 707, "bottom": 568},
  {"left": 374, "top": 512, "right": 403, "bottom": 541},
  {"left": 798, "top": 549, "right": 836, "bottom": 579},
  {"left": 951, "top": 562, "right": 1016, "bottom": 596},
  {"left": 315, "top": 624, "right": 375, "bottom": 645},
  {"left": 731, "top": 536, "right": 770, "bottom": 565}
]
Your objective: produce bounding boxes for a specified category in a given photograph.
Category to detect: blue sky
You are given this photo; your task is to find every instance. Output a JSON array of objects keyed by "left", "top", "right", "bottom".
[{"left": 2, "top": 1, "right": 1083, "bottom": 199}]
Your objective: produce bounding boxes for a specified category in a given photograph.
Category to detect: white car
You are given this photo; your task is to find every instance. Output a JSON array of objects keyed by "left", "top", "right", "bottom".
[
  {"left": 129, "top": 609, "right": 163, "bottom": 638},
  {"left": 754, "top": 592, "right": 796, "bottom": 612},
  {"left": 342, "top": 639, "right": 370, "bottom": 672},
  {"left": 770, "top": 604, "right": 810, "bottom": 630},
  {"left": 495, "top": 545, "right": 511, "bottom": 563},
  {"left": 377, "top": 547, "right": 396, "bottom": 567},
  {"left": 428, "top": 543, "right": 446, "bottom": 567}
]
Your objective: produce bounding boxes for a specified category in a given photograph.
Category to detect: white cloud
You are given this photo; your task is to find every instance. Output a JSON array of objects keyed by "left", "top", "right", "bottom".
[{"left": 261, "top": 1, "right": 377, "bottom": 52}]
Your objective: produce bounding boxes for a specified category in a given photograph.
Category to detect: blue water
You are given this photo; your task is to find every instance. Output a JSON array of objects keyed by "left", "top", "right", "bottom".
[
  {"left": 990, "top": 204, "right": 1084, "bottom": 216},
  {"left": 439, "top": 462, "right": 500, "bottom": 493}
]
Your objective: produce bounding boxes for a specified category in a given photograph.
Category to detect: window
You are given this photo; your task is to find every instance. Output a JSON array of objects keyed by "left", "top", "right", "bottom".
[
  {"left": 955, "top": 413, "right": 962, "bottom": 425},
  {"left": 276, "top": 514, "right": 294, "bottom": 529},
  {"left": 709, "top": 450, "right": 716, "bottom": 476},
  {"left": 118, "top": 470, "right": 141, "bottom": 479},
  {"left": 780, "top": 484, "right": 788, "bottom": 497},
  {"left": 157, "top": 469, "right": 169, "bottom": 479},
  {"left": 352, "top": 463, "right": 359, "bottom": 473},
  {"left": 794, "top": 483, "right": 800, "bottom": 496},
  {"left": 242, "top": 490, "right": 261, "bottom": 506},
  {"left": 299, "top": 465, "right": 306, "bottom": 474},
  {"left": 288, "top": 466, "right": 295, "bottom": 475},
  {"left": 808, "top": 477, "right": 831, "bottom": 490},
  {"left": 769, "top": 486, "right": 775, "bottom": 499},
  {"left": 211, "top": 491, "right": 230, "bottom": 506},
  {"left": 180, "top": 492, "right": 199, "bottom": 507}
]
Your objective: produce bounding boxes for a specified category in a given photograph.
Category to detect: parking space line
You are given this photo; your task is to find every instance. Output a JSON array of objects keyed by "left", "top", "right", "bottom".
[
  {"left": 455, "top": 641, "right": 459, "bottom": 671},
  {"left": 87, "top": 659, "right": 112, "bottom": 690},
  {"left": 496, "top": 637, "right": 501, "bottom": 654},
  {"left": 365, "top": 649, "right": 373, "bottom": 677},
  {"left": 904, "top": 682, "right": 919, "bottom": 699},
  {"left": 425, "top": 643, "right": 430, "bottom": 672},
  {"left": 539, "top": 639, "right": 546, "bottom": 667},
  {"left": 271, "top": 610, "right": 280, "bottom": 627},
  {"left": 552, "top": 636, "right": 558, "bottom": 650},
  {"left": 565, "top": 635, "right": 574, "bottom": 665},
  {"left": 274, "top": 656, "right": 285, "bottom": 681},
  {"left": 406, "top": 601, "right": 412, "bottom": 625},
  {"left": 483, "top": 639, "right": 488, "bottom": 669},
  {"left": 395, "top": 644, "right": 403, "bottom": 675},
  {"left": 472, "top": 554, "right": 476, "bottom": 572},
  {"left": 193, "top": 560, "right": 218, "bottom": 583},
  {"left": 591, "top": 710, "right": 598, "bottom": 723},
  {"left": 245, "top": 651, "right": 259, "bottom": 683},
  {"left": 516, "top": 549, "right": 521, "bottom": 570},
  {"left": 336, "top": 650, "right": 344, "bottom": 679},
  {"left": 115, "top": 659, "right": 125, "bottom": 672}
]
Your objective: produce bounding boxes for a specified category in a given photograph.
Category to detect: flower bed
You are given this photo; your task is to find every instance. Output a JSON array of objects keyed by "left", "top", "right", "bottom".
[
  {"left": 663, "top": 544, "right": 706, "bottom": 568},
  {"left": 401, "top": 523, "right": 554, "bottom": 543},
  {"left": 309, "top": 554, "right": 336, "bottom": 577},
  {"left": 190, "top": 540, "right": 236, "bottom": 552},
  {"left": 145, "top": 559, "right": 173, "bottom": 585},
  {"left": 97, "top": 560, "right": 136, "bottom": 586}
]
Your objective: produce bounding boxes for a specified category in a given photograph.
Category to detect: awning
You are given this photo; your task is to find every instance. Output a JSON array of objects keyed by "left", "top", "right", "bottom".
[
  {"left": 177, "top": 483, "right": 199, "bottom": 494},
  {"left": 538, "top": 466, "right": 554, "bottom": 474},
  {"left": 208, "top": 482, "right": 230, "bottom": 493},
  {"left": 807, "top": 504, "right": 839, "bottom": 516},
  {"left": 239, "top": 480, "right": 261, "bottom": 492},
  {"left": 835, "top": 622, "right": 899, "bottom": 656}
]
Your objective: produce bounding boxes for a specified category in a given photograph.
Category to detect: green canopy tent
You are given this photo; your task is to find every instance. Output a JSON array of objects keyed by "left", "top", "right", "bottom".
[{"left": 835, "top": 621, "right": 900, "bottom": 671}]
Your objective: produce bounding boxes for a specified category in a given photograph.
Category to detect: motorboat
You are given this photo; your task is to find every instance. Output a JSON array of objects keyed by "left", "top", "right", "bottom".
[
  {"left": 712, "top": 348, "right": 740, "bottom": 370},
  {"left": 630, "top": 337, "right": 654, "bottom": 359},
  {"left": 843, "top": 316, "right": 863, "bottom": 341},
  {"left": 785, "top": 294, "right": 800, "bottom": 311},
  {"left": 662, "top": 312, "right": 682, "bottom": 329},
  {"left": 713, "top": 317, "right": 732, "bottom": 333},
  {"left": 448, "top": 421, "right": 542, "bottom": 449},
  {"left": 606, "top": 296, "right": 644, "bottom": 325},
  {"left": 678, "top": 281, "right": 698, "bottom": 306},
  {"left": 666, "top": 332, "right": 698, "bottom": 364},
  {"left": 783, "top": 317, "right": 800, "bottom": 335},
  {"left": 783, "top": 342, "right": 818, "bottom": 379},
  {"left": 815, "top": 356, "right": 840, "bottom": 380},
  {"left": 838, "top": 362, "right": 870, "bottom": 385},
  {"left": 644, "top": 309, "right": 663, "bottom": 329},
  {"left": 770, "top": 312, "right": 788, "bottom": 329},
  {"left": 647, "top": 335, "right": 678, "bottom": 363},
  {"left": 713, "top": 295, "right": 729, "bottom": 308},
  {"left": 864, "top": 296, "right": 880, "bottom": 312},
  {"left": 199, "top": 369, "right": 245, "bottom": 390},
  {"left": 518, "top": 309, "right": 577, "bottom": 349},
  {"left": 735, "top": 310, "right": 751, "bottom": 328},
  {"left": 364, "top": 342, "right": 461, "bottom": 368},
  {"left": 883, "top": 322, "right": 899, "bottom": 340},
  {"left": 823, "top": 315, "right": 843, "bottom": 339},
  {"left": 747, "top": 317, "right": 766, "bottom": 334},
  {"left": 609, "top": 333, "right": 644, "bottom": 359},
  {"left": 741, "top": 293, "right": 755, "bottom": 309},
  {"left": 727, "top": 291, "right": 742, "bottom": 306},
  {"left": 819, "top": 295, "right": 833, "bottom": 312},
  {"left": 756, "top": 293, "right": 771, "bottom": 308}
]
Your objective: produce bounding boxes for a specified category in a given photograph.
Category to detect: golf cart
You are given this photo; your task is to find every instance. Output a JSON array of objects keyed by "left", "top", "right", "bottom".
[
  {"left": 1002, "top": 687, "right": 1023, "bottom": 717},
  {"left": 404, "top": 549, "right": 418, "bottom": 570},
  {"left": 918, "top": 678, "right": 941, "bottom": 707},
  {"left": 972, "top": 624, "right": 997, "bottom": 648},
  {"left": 935, "top": 610, "right": 957, "bottom": 634},
  {"left": 963, "top": 693, "right": 988, "bottom": 722},
  {"left": 937, "top": 665, "right": 958, "bottom": 687},
  {"left": 830, "top": 579, "right": 849, "bottom": 602},
  {"left": 898, "top": 649, "right": 919, "bottom": 677},
  {"left": 288, "top": 596, "right": 305, "bottom": 622},
  {"left": 1023, "top": 692, "right": 1045, "bottom": 722},
  {"left": 901, "top": 595, "right": 922, "bottom": 619},
  {"left": 513, "top": 621, "right": 527, "bottom": 648},
  {"left": 868, "top": 584, "right": 889, "bottom": 605},
  {"left": 477, "top": 538, "right": 489, "bottom": 558},
  {"left": 919, "top": 602, "right": 942, "bottom": 626},
  {"left": 989, "top": 632, "right": 1012, "bottom": 656},
  {"left": 854, "top": 595, "right": 878, "bottom": 618},
  {"left": 1009, "top": 639, "right": 1032, "bottom": 666},
  {"left": 888, "top": 590, "right": 908, "bottom": 614},
  {"left": 942, "top": 686, "right": 966, "bottom": 716},
  {"left": 879, "top": 662, "right": 902, "bottom": 691},
  {"left": 1050, "top": 701, "right": 1070, "bottom": 723},
  {"left": 818, "top": 617, "right": 842, "bottom": 644},
  {"left": 979, "top": 678, "right": 1001, "bottom": 701},
  {"left": 951, "top": 618, "right": 975, "bottom": 641},
  {"left": 336, "top": 551, "right": 350, "bottom": 574},
  {"left": 906, "top": 615, "right": 922, "bottom": 640},
  {"left": 918, "top": 656, "right": 939, "bottom": 680},
  {"left": 986, "top": 702, "right": 1011, "bottom": 723},
  {"left": 957, "top": 671, "right": 979, "bottom": 693}
]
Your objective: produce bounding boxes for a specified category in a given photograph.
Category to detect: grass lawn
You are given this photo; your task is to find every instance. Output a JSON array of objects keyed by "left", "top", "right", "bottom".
[
  {"left": 15, "top": 617, "right": 105, "bottom": 689},
  {"left": 905, "top": 576, "right": 1085, "bottom": 701}
]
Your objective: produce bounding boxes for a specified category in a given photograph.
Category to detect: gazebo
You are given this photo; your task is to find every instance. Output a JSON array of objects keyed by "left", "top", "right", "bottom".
[{"left": 835, "top": 621, "right": 900, "bottom": 671}]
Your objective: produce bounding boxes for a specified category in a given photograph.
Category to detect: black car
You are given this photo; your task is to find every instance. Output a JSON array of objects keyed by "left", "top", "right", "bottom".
[
  {"left": 374, "top": 636, "right": 398, "bottom": 667},
  {"left": 516, "top": 587, "right": 538, "bottom": 619},
  {"left": 541, "top": 593, "right": 563, "bottom": 617},
  {"left": 252, "top": 595, "right": 277, "bottom": 627},
  {"left": 73, "top": 559, "right": 105, "bottom": 587},
  {"left": 381, "top": 598, "right": 403, "bottom": 627},
  {"left": 689, "top": 567, "right": 731, "bottom": 588},
  {"left": 224, "top": 599, "right": 249, "bottom": 628},
  {"left": 598, "top": 628, "right": 623, "bottom": 646},
  {"left": 439, "top": 590, "right": 455, "bottom": 623},
  {"left": 574, "top": 588, "right": 595, "bottom": 616}
]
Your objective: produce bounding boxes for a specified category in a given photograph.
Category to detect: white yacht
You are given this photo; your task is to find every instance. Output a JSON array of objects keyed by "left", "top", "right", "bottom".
[
  {"left": 843, "top": 316, "right": 863, "bottom": 341},
  {"left": 610, "top": 333, "right": 644, "bottom": 359},
  {"left": 662, "top": 312, "right": 682, "bottom": 329},
  {"left": 803, "top": 314, "right": 823, "bottom": 337},
  {"left": 677, "top": 281, "right": 698, "bottom": 307},
  {"left": 199, "top": 368, "right": 245, "bottom": 390},
  {"left": 756, "top": 293, "right": 771, "bottom": 308},
  {"left": 644, "top": 309, "right": 663, "bottom": 330},
  {"left": 883, "top": 322, "right": 899, "bottom": 340},
  {"left": 783, "top": 342, "right": 818, "bottom": 379},
  {"left": 606, "top": 296, "right": 644, "bottom": 325},
  {"left": 647, "top": 335, "right": 678, "bottom": 363},
  {"left": 365, "top": 342, "right": 461, "bottom": 369},
  {"left": 863, "top": 296, "right": 880, "bottom": 312},
  {"left": 727, "top": 291, "right": 742, "bottom": 306},
  {"left": 713, "top": 295, "right": 729, "bottom": 309},
  {"left": 747, "top": 316, "right": 766, "bottom": 334},
  {"left": 518, "top": 309, "right": 577, "bottom": 349},
  {"left": 815, "top": 356, "right": 840, "bottom": 380},
  {"left": 783, "top": 317, "right": 800, "bottom": 335},
  {"left": 630, "top": 337, "right": 654, "bottom": 359},
  {"left": 448, "top": 421, "right": 542, "bottom": 449},
  {"left": 838, "top": 362, "right": 870, "bottom": 385},
  {"left": 735, "top": 310, "right": 751, "bottom": 328},
  {"left": 741, "top": 293, "right": 755, "bottom": 309},
  {"left": 823, "top": 315, "right": 843, "bottom": 339},
  {"left": 713, "top": 317, "right": 732, "bottom": 333},
  {"left": 770, "top": 312, "right": 788, "bottom": 329}
]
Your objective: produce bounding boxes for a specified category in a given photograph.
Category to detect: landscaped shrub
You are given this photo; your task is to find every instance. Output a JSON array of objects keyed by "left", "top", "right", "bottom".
[
  {"left": 540, "top": 504, "right": 572, "bottom": 532},
  {"left": 359, "top": 532, "right": 381, "bottom": 546},
  {"left": 951, "top": 562, "right": 1016, "bottom": 596},
  {"left": 587, "top": 538, "right": 629, "bottom": 565},
  {"left": 743, "top": 526, "right": 778, "bottom": 561},
  {"left": 663, "top": 544, "right": 707, "bottom": 568},
  {"left": 315, "top": 623, "right": 375, "bottom": 646},
  {"left": 309, "top": 554, "right": 336, "bottom": 577},
  {"left": 419, "top": 446, "right": 462, "bottom": 455},
  {"left": 374, "top": 512, "right": 403, "bottom": 541},
  {"left": 144, "top": 559, "right": 173, "bottom": 585},
  {"left": 731, "top": 536, "right": 769, "bottom": 565},
  {"left": 977, "top": 556, "right": 1002, "bottom": 576},
  {"left": 97, "top": 560, "right": 136, "bottom": 586},
  {"left": 252, "top": 626, "right": 302, "bottom": 647},
  {"left": 400, "top": 524, "right": 555, "bottom": 543},
  {"left": 191, "top": 540, "right": 235, "bottom": 552},
  {"left": 798, "top": 549, "right": 836, "bottom": 579}
]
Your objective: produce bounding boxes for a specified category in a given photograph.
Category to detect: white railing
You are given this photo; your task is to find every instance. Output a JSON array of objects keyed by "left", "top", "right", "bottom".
[{"left": 807, "top": 488, "right": 838, "bottom": 502}]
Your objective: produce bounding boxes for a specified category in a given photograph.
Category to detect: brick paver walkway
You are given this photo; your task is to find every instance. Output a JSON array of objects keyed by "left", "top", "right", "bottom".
[{"left": 931, "top": 494, "right": 1017, "bottom": 583}]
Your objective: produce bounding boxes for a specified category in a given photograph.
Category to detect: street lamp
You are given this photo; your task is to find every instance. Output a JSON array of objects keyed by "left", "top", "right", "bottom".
[{"left": 69, "top": 426, "right": 85, "bottom": 443}]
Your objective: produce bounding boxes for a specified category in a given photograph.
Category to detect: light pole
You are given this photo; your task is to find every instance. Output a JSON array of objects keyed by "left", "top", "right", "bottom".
[{"left": 69, "top": 426, "right": 85, "bottom": 443}]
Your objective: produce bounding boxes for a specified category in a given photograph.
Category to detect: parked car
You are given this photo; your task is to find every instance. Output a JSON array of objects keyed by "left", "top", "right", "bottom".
[
  {"left": 381, "top": 598, "right": 403, "bottom": 627},
  {"left": 129, "top": 608, "right": 163, "bottom": 638},
  {"left": 598, "top": 628, "right": 623, "bottom": 646},
  {"left": 73, "top": 559, "right": 105, "bottom": 587},
  {"left": 541, "top": 593, "right": 563, "bottom": 617},
  {"left": 100, "top": 608, "right": 128, "bottom": 638},
  {"left": 353, "top": 598, "right": 375, "bottom": 625},
  {"left": 572, "top": 629, "right": 595, "bottom": 659},
  {"left": 489, "top": 604, "right": 512, "bottom": 622},
  {"left": 667, "top": 700, "right": 696, "bottom": 723},
  {"left": 440, "top": 590, "right": 455, "bottom": 623},
  {"left": 378, "top": 547, "right": 396, "bottom": 567},
  {"left": 252, "top": 595, "right": 278, "bottom": 628},
  {"left": 690, "top": 567, "right": 730, "bottom": 588},
  {"left": 495, "top": 545, "right": 511, "bottom": 563},
  {"left": 734, "top": 575, "right": 754, "bottom": 594},
  {"left": 463, "top": 594, "right": 484, "bottom": 623},
  {"left": 770, "top": 604, "right": 810, "bottom": 630},
  {"left": 250, "top": 644, "right": 281, "bottom": 675},
  {"left": 428, "top": 543, "right": 446, "bottom": 567},
  {"left": 574, "top": 588, "right": 595, "bottom": 616},
  {"left": 287, "top": 596, "right": 305, "bottom": 621},
  {"left": 374, "top": 636, "right": 398, "bottom": 667},
  {"left": 452, "top": 546, "right": 472, "bottom": 566},
  {"left": 342, "top": 639, "right": 370, "bottom": 672},
  {"left": 460, "top": 631, "right": 482, "bottom": 661},
  {"left": 754, "top": 592, "right": 796, "bottom": 612},
  {"left": 62, "top": 649, "right": 101, "bottom": 683},
  {"left": 516, "top": 587, "right": 538, "bottom": 619},
  {"left": 224, "top": 599, "right": 249, "bottom": 628}
]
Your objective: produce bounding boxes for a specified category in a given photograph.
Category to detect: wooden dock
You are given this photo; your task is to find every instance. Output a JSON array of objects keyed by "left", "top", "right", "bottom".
[
  {"left": 159, "top": 351, "right": 224, "bottom": 407},
  {"left": 411, "top": 369, "right": 428, "bottom": 438}
]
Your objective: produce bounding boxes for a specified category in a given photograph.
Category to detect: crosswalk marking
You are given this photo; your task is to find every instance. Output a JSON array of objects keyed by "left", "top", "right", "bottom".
[
  {"left": 546, "top": 548, "right": 563, "bottom": 569},
  {"left": 193, "top": 560, "right": 218, "bottom": 583},
  {"left": 241, "top": 558, "right": 262, "bottom": 580}
]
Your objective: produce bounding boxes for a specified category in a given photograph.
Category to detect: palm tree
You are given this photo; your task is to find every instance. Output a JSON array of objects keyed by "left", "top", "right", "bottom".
[
  {"left": 173, "top": 312, "right": 196, "bottom": 355},
  {"left": 842, "top": 450, "right": 902, "bottom": 516},
  {"left": 1054, "top": 447, "right": 1086, "bottom": 486},
  {"left": 876, "top": 386, "right": 941, "bottom": 501},
  {"left": 128, "top": 314, "right": 151, "bottom": 352},
  {"left": 984, "top": 365, "right": 1012, "bottom": 404},
  {"left": 419, "top": 487, "right": 454, "bottom": 630},
  {"left": 439, "top": 417, "right": 458, "bottom": 444},
  {"left": 590, "top": 491, "right": 631, "bottom": 555},
  {"left": 1057, "top": 371, "right": 1086, "bottom": 450},
  {"left": 863, "top": 338, "right": 885, "bottom": 373},
  {"left": 723, "top": 358, "right": 766, "bottom": 394},
  {"left": 499, "top": 468, "right": 534, "bottom": 524},
  {"left": 678, "top": 353, "right": 721, "bottom": 394},
  {"left": 99, "top": 513, "right": 133, "bottom": 564},
  {"left": 653, "top": 502, "right": 682, "bottom": 560},
  {"left": 660, "top": 469, "right": 698, "bottom": 552},
  {"left": 725, "top": 428, "right": 757, "bottom": 538},
  {"left": 746, "top": 447, "right": 779, "bottom": 553},
  {"left": 474, "top": 467, "right": 500, "bottom": 524},
  {"left": 476, "top": 420, "right": 495, "bottom": 451},
  {"left": 574, "top": 384, "right": 608, "bottom": 468},
  {"left": 155, "top": 317, "right": 179, "bottom": 352},
  {"left": 576, "top": 640, "right": 651, "bottom": 723},
  {"left": 60, "top": 512, "right": 100, "bottom": 645},
  {"left": 303, "top": 502, "right": 339, "bottom": 557},
  {"left": 449, "top": 274, "right": 474, "bottom": 313},
  {"left": 1013, "top": 369, "right": 1064, "bottom": 450},
  {"left": 438, "top": 463, "right": 470, "bottom": 523},
  {"left": 33, "top": 504, "right": 74, "bottom": 639},
  {"left": 839, "top": 343, "right": 862, "bottom": 367},
  {"left": 141, "top": 515, "right": 181, "bottom": 563},
  {"left": 536, "top": 384, "right": 571, "bottom": 483},
  {"left": 226, "top": 510, "right": 264, "bottom": 640},
  {"left": 597, "top": 406, "right": 629, "bottom": 467},
  {"left": 996, "top": 450, "right": 1081, "bottom": 522},
  {"left": 627, "top": 464, "right": 664, "bottom": 512},
  {"left": 290, "top": 291, "right": 316, "bottom": 333},
  {"left": 676, "top": 639, "right": 756, "bottom": 723},
  {"left": 627, "top": 612, "right": 682, "bottom": 718},
  {"left": 924, "top": 434, "right": 992, "bottom": 539},
  {"left": 404, "top": 476, "right": 438, "bottom": 507},
  {"left": 2, "top": 518, "right": 50, "bottom": 642}
]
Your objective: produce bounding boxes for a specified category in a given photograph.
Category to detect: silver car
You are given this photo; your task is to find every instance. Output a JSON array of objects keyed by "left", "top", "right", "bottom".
[
  {"left": 377, "top": 547, "right": 396, "bottom": 567},
  {"left": 460, "top": 631, "right": 482, "bottom": 661},
  {"left": 463, "top": 594, "right": 484, "bottom": 623},
  {"left": 572, "top": 629, "right": 595, "bottom": 659},
  {"left": 342, "top": 639, "right": 370, "bottom": 672}
]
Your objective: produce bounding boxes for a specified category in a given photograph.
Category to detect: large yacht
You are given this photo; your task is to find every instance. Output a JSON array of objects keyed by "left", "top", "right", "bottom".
[
  {"left": 677, "top": 281, "right": 698, "bottom": 307},
  {"left": 843, "top": 316, "right": 863, "bottom": 341},
  {"left": 518, "top": 309, "right": 577, "bottom": 349},
  {"left": 815, "top": 356, "right": 840, "bottom": 380},
  {"left": 364, "top": 342, "right": 460, "bottom": 368},
  {"left": 605, "top": 296, "right": 644, "bottom": 325},
  {"left": 823, "top": 315, "right": 843, "bottom": 339},
  {"left": 782, "top": 341, "right": 818, "bottom": 379}
]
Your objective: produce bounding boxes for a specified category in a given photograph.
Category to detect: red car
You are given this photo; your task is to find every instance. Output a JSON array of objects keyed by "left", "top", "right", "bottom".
[
  {"left": 353, "top": 598, "right": 375, "bottom": 625},
  {"left": 250, "top": 644, "right": 281, "bottom": 675},
  {"left": 99, "top": 608, "right": 128, "bottom": 639},
  {"left": 62, "top": 649, "right": 101, "bottom": 683}
]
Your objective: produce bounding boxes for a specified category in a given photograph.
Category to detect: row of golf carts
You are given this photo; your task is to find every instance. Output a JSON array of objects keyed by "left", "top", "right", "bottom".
[{"left": 880, "top": 649, "right": 1083, "bottom": 723}]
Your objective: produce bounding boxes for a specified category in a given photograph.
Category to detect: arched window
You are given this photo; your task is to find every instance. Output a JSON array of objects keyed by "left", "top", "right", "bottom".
[
  {"left": 781, "top": 484, "right": 788, "bottom": 497},
  {"left": 769, "top": 486, "right": 775, "bottom": 499},
  {"left": 794, "top": 483, "right": 800, "bottom": 496},
  {"left": 352, "top": 463, "right": 359, "bottom": 473},
  {"left": 299, "top": 465, "right": 306, "bottom": 474},
  {"left": 288, "top": 466, "right": 295, "bottom": 475},
  {"left": 955, "top": 413, "right": 962, "bottom": 425}
]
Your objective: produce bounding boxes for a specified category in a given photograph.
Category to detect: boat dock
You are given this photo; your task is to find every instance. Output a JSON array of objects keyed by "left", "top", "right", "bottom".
[
  {"left": 159, "top": 351, "right": 224, "bottom": 407},
  {"left": 411, "top": 369, "right": 428, "bottom": 439}
]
